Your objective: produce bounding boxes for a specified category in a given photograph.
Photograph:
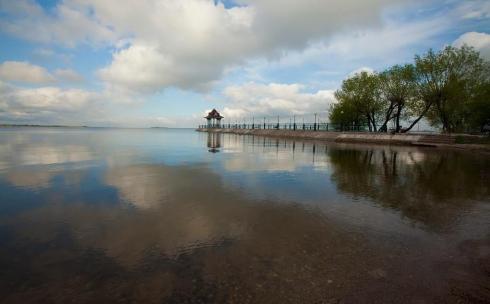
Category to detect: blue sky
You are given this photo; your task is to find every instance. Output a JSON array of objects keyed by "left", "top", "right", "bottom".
[{"left": 0, "top": 0, "right": 489, "bottom": 127}]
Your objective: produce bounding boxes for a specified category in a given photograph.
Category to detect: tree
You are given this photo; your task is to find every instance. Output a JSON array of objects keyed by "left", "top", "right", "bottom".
[
  {"left": 330, "top": 46, "right": 489, "bottom": 134},
  {"left": 333, "top": 71, "right": 383, "bottom": 132},
  {"left": 465, "top": 81, "right": 490, "bottom": 132},
  {"left": 329, "top": 101, "right": 367, "bottom": 130},
  {"left": 378, "top": 64, "right": 416, "bottom": 132},
  {"left": 412, "top": 46, "right": 489, "bottom": 133}
]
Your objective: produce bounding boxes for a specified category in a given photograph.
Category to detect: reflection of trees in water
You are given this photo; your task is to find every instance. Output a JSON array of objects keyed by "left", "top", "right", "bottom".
[
  {"left": 328, "top": 147, "right": 490, "bottom": 230},
  {"left": 0, "top": 149, "right": 488, "bottom": 302}
]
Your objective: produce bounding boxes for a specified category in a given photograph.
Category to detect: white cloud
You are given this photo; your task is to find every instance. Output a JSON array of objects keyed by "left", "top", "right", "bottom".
[
  {"left": 0, "top": 80, "right": 101, "bottom": 124},
  {"left": 0, "top": 0, "right": 117, "bottom": 47},
  {"left": 221, "top": 82, "right": 336, "bottom": 119},
  {"left": 265, "top": 14, "right": 449, "bottom": 71},
  {"left": 0, "top": 61, "right": 55, "bottom": 84},
  {"left": 238, "top": 0, "right": 407, "bottom": 50},
  {"left": 0, "top": 61, "right": 85, "bottom": 85},
  {"left": 13, "top": 87, "right": 93, "bottom": 110},
  {"left": 1, "top": 0, "right": 411, "bottom": 93},
  {"left": 0, "top": 80, "right": 199, "bottom": 127},
  {"left": 32, "top": 48, "right": 73, "bottom": 64},
  {"left": 94, "top": 0, "right": 257, "bottom": 93},
  {"left": 348, "top": 67, "right": 375, "bottom": 77},
  {"left": 455, "top": 0, "right": 490, "bottom": 20},
  {"left": 54, "top": 68, "right": 85, "bottom": 83},
  {"left": 1, "top": 0, "right": 486, "bottom": 127},
  {"left": 453, "top": 32, "right": 490, "bottom": 60},
  {"left": 99, "top": 42, "right": 220, "bottom": 93},
  {"left": 97, "top": 0, "right": 411, "bottom": 93}
]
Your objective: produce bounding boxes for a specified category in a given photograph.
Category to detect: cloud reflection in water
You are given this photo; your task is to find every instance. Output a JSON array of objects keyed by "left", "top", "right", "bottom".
[{"left": 0, "top": 129, "right": 488, "bottom": 303}]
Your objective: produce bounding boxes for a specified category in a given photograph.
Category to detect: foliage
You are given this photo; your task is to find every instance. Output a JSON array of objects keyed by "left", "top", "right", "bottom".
[
  {"left": 329, "top": 45, "right": 490, "bottom": 133},
  {"left": 415, "top": 46, "right": 490, "bottom": 133},
  {"left": 328, "top": 101, "right": 366, "bottom": 127},
  {"left": 464, "top": 80, "right": 490, "bottom": 132},
  {"left": 378, "top": 64, "right": 416, "bottom": 132},
  {"left": 333, "top": 71, "right": 383, "bottom": 131}
]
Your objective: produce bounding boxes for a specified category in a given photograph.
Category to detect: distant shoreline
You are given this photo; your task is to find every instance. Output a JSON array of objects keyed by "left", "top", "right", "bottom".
[
  {"left": 0, "top": 125, "right": 180, "bottom": 129},
  {"left": 0, "top": 124, "right": 89, "bottom": 128}
]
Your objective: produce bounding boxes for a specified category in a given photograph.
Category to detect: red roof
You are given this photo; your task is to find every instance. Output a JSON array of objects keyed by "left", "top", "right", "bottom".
[{"left": 205, "top": 109, "right": 224, "bottom": 119}]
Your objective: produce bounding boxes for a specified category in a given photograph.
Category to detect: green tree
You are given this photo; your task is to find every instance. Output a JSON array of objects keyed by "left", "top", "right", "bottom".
[
  {"left": 411, "top": 46, "right": 489, "bottom": 133},
  {"left": 329, "top": 101, "right": 366, "bottom": 129},
  {"left": 333, "top": 71, "right": 383, "bottom": 132},
  {"left": 466, "top": 81, "right": 490, "bottom": 132},
  {"left": 331, "top": 46, "right": 489, "bottom": 134},
  {"left": 378, "top": 64, "right": 416, "bottom": 132}
]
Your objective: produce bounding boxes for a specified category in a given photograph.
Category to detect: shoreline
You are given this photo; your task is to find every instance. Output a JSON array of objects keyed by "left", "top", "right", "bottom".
[{"left": 197, "top": 128, "right": 490, "bottom": 153}]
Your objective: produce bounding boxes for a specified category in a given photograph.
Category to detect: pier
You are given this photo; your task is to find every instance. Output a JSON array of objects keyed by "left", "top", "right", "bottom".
[{"left": 197, "top": 109, "right": 490, "bottom": 152}]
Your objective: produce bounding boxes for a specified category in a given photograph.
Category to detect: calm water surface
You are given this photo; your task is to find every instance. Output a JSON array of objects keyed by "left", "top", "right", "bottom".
[{"left": 0, "top": 128, "right": 489, "bottom": 303}]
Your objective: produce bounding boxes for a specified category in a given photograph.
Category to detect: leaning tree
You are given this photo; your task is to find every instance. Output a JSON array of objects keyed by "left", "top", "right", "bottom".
[
  {"left": 410, "top": 45, "right": 489, "bottom": 133},
  {"left": 378, "top": 64, "right": 417, "bottom": 133}
]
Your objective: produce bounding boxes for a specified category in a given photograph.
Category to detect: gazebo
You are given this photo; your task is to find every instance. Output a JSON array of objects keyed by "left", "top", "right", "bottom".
[{"left": 204, "top": 109, "right": 224, "bottom": 128}]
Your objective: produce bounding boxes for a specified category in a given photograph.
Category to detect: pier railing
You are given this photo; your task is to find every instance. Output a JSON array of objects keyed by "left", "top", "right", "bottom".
[{"left": 198, "top": 123, "right": 368, "bottom": 132}]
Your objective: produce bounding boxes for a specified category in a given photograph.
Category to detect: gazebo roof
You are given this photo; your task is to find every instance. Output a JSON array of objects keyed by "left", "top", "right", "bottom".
[{"left": 205, "top": 109, "right": 224, "bottom": 119}]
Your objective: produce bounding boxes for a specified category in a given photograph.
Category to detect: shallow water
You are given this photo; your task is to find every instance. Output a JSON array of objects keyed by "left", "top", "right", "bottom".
[{"left": 0, "top": 127, "right": 489, "bottom": 303}]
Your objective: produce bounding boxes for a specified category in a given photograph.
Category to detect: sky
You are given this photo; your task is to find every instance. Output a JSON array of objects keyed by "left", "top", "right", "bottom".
[{"left": 0, "top": 0, "right": 489, "bottom": 128}]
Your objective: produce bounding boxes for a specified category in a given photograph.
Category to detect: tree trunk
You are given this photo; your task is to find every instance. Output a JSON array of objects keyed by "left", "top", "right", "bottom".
[
  {"left": 402, "top": 102, "right": 432, "bottom": 133},
  {"left": 371, "top": 112, "right": 378, "bottom": 132},
  {"left": 379, "top": 102, "right": 395, "bottom": 133},
  {"left": 436, "top": 99, "right": 451, "bottom": 133},
  {"left": 395, "top": 104, "right": 403, "bottom": 132}
]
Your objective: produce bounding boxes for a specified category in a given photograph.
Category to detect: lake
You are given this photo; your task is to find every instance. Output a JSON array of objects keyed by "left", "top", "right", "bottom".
[{"left": 0, "top": 127, "right": 488, "bottom": 303}]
